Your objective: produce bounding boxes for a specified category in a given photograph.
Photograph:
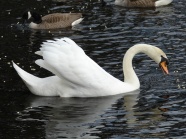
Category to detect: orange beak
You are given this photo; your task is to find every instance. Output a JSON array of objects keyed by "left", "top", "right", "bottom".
[{"left": 160, "top": 61, "right": 169, "bottom": 75}]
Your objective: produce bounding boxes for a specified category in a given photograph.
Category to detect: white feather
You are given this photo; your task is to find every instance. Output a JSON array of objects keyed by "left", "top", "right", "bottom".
[
  {"left": 72, "top": 18, "right": 84, "bottom": 26},
  {"left": 155, "top": 0, "right": 173, "bottom": 7}
]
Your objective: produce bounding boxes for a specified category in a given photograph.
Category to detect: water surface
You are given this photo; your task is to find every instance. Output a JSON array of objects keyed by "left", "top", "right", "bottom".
[{"left": 0, "top": 0, "right": 186, "bottom": 138}]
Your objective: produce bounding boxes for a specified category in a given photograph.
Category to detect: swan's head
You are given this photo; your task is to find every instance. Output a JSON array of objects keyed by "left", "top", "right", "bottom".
[{"left": 147, "top": 46, "right": 169, "bottom": 74}]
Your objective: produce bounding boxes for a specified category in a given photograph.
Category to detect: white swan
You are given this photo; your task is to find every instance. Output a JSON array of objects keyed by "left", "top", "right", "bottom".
[{"left": 13, "top": 37, "right": 169, "bottom": 97}]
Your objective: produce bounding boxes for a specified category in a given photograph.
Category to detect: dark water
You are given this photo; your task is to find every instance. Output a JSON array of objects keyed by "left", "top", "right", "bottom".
[{"left": 0, "top": 0, "right": 186, "bottom": 138}]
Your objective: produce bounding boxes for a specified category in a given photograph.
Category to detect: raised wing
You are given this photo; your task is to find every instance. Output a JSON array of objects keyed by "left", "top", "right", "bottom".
[{"left": 35, "top": 37, "right": 114, "bottom": 88}]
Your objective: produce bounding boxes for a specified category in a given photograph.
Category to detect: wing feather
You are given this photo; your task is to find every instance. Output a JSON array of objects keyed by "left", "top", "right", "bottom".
[{"left": 35, "top": 37, "right": 111, "bottom": 87}]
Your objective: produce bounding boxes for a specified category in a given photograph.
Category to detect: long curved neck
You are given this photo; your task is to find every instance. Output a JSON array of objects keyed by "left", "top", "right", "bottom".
[{"left": 123, "top": 44, "right": 155, "bottom": 89}]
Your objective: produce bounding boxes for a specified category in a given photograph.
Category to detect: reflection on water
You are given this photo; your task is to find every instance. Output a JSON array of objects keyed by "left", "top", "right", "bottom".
[
  {"left": 0, "top": 0, "right": 186, "bottom": 138},
  {"left": 16, "top": 91, "right": 139, "bottom": 138}
]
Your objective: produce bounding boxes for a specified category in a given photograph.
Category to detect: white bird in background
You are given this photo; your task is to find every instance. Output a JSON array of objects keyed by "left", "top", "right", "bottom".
[{"left": 13, "top": 37, "right": 169, "bottom": 97}]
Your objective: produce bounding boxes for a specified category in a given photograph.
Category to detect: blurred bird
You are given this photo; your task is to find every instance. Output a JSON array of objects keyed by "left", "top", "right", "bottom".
[{"left": 22, "top": 10, "right": 84, "bottom": 29}]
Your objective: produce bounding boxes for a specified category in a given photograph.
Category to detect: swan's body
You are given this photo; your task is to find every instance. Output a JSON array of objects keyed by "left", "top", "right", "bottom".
[
  {"left": 13, "top": 38, "right": 169, "bottom": 97},
  {"left": 101, "top": 0, "right": 173, "bottom": 8},
  {"left": 22, "top": 11, "right": 83, "bottom": 29}
]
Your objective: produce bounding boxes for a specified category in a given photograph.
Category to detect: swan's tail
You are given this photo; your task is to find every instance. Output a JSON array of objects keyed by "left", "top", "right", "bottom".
[
  {"left": 155, "top": 0, "right": 173, "bottom": 7},
  {"left": 12, "top": 61, "right": 41, "bottom": 88},
  {"left": 13, "top": 61, "right": 59, "bottom": 96}
]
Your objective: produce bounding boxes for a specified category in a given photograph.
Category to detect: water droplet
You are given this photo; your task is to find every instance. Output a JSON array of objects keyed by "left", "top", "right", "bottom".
[{"left": 178, "top": 84, "right": 180, "bottom": 89}]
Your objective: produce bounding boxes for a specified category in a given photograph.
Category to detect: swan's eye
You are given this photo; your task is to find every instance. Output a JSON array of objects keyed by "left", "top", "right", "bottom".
[{"left": 160, "top": 56, "right": 169, "bottom": 65}]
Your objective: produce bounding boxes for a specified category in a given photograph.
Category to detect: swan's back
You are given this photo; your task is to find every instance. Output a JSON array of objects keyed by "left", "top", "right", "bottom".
[{"left": 35, "top": 38, "right": 130, "bottom": 97}]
